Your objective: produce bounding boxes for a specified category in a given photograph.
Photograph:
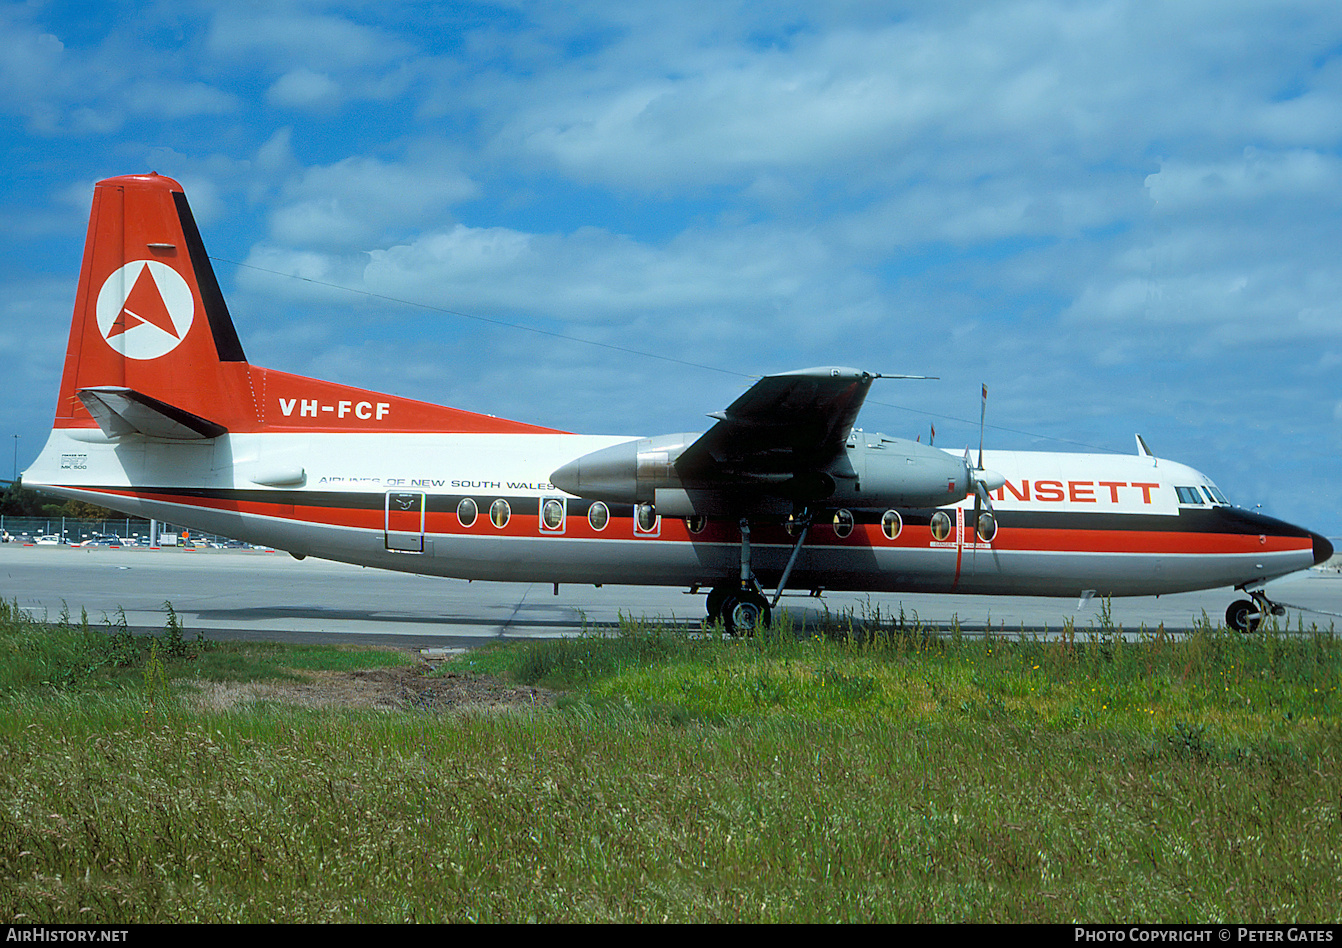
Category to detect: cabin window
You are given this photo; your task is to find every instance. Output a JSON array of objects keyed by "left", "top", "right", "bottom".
[
  {"left": 457, "top": 497, "right": 478, "bottom": 528},
  {"left": 832, "top": 509, "right": 854, "bottom": 539},
  {"left": 881, "top": 510, "right": 903, "bottom": 540},
  {"left": 588, "top": 502, "right": 609, "bottom": 531},
  {"left": 930, "top": 510, "right": 952, "bottom": 541},
  {"left": 541, "top": 498, "right": 565, "bottom": 530},
  {"left": 685, "top": 515, "right": 706, "bottom": 534},
  {"left": 786, "top": 513, "right": 807, "bottom": 537},
  {"left": 1175, "top": 487, "right": 1204, "bottom": 505},
  {"left": 636, "top": 503, "right": 657, "bottom": 532},
  {"left": 490, "top": 499, "right": 511, "bottom": 528},
  {"left": 976, "top": 511, "right": 997, "bottom": 543}
]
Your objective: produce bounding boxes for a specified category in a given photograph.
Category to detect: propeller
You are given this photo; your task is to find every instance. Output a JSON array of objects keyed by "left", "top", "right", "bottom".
[
  {"left": 965, "top": 384, "right": 1005, "bottom": 544},
  {"left": 977, "top": 384, "right": 986, "bottom": 471}
]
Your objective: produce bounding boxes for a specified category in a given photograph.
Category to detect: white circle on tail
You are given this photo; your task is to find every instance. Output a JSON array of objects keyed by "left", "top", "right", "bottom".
[{"left": 95, "top": 260, "right": 195, "bottom": 360}]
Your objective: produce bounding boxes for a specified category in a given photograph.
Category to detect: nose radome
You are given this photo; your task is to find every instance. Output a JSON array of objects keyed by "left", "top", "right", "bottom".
[{"left": 1314, "top": 532, "right": 1335, "bottom": 567}]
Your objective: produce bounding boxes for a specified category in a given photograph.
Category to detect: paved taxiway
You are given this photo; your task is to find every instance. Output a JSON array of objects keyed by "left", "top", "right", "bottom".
[{"left": 1, "top": 544, "right": 1338, "bottom": 648}]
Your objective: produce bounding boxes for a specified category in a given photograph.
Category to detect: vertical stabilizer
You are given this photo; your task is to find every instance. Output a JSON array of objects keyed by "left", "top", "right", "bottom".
[
  {"left": 54, "top": 173, "right": 253, "bottom": 434},
  {"left": 48, "top": 173, "right": 561, "bottom": 437}
]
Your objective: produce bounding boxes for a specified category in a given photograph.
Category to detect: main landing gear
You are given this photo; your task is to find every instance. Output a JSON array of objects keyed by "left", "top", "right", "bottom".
[
  {"left": 706, "top": 584, "right": 771, "bottom": 636},
  {"left": 704, "top": 514, "right": 812, "bottom": 635},
  {"left": 1225, "top": 588, "right": 1286, "bottom": 633}
]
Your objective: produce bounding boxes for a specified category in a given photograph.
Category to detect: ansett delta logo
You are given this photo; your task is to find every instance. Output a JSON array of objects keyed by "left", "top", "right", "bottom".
[{"left": 95, "top": 260, "right": 195, "bottom": 360}]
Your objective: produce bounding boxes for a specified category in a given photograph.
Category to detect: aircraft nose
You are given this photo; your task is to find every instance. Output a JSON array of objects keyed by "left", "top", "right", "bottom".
[{"left": 1313, "top": 532, "right": 1335, "bottom": 567}]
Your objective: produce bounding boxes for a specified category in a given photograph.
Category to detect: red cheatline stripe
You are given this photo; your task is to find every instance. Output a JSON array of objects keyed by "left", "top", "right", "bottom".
[
  {"left": 73, "top": 487, "right": 1315, "bottom": 556},
  {"left": 986, "top": 527, "right": 1306, "bottom": 556}
]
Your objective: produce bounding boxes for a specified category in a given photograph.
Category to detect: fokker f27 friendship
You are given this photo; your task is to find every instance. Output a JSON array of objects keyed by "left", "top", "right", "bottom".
[{"left": 24, "top": 174, "right": 1334, "bottom": 633}]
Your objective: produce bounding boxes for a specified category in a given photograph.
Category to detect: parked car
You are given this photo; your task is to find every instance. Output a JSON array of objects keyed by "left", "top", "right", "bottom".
[
  {"left": 79, "top": 535, "right": 122, "bottom": 548},
  {"left": 35, "top": 535, "right": 65, "bottom": 545}
]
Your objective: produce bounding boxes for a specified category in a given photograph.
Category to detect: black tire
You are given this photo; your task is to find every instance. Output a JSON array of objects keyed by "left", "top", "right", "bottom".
[
  {"left": 705, "top": 585, "right": 733, "bottom": 622},
  {"left": 1226, "top": 599, "right": 1259, "bottom": 633},
  {"left": 722, "top": 590, "right": 771, "bottom": 636}
]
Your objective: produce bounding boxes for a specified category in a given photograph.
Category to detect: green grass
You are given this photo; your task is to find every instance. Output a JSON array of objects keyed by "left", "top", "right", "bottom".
[
  {"left": 1, "top": 599, "right": 1339, "bottom": 922},
  {"left": 189, "top": 640, "right": 413, "bottom": 681},
  {"left": 482, "top": 609, "right": 1340, "bottom": 739}
]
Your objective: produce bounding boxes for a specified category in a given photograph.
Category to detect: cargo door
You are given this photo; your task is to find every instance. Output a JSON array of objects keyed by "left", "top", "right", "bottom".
[{"left": 385, "top": 490, "right": 426, "bottom": 553}]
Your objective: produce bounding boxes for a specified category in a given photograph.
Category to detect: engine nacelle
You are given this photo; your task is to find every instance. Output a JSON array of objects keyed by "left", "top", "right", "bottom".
[
  {"left": 550, "top": 432, "right": 795, "bottom": 517},
  {"left": 829, "top": 435, "right": 978, "bottom": 509},
  {"left": 551, "top": 430, "right": 1002, "bottom": 518},
  {"left": 549, "top": 433, "right": 697, "bottom": 505}
]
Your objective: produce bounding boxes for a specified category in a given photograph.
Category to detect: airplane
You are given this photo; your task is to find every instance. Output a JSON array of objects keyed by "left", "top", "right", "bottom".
[{"left": 23, "top": 173, "right": 1334, "bottom": 634}]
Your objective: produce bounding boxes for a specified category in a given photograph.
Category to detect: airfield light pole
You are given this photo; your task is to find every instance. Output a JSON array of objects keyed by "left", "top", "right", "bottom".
[{"left": 11, "top": 435, "right": 16, "bottom": 482}]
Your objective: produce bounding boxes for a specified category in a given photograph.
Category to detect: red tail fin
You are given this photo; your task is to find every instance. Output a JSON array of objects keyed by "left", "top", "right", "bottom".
[
  {"left": 56, "top": 174, "right": 558, "bottom": 436},
  {"left": 55, "top": 173, "right": 250, "bottom": 432}
]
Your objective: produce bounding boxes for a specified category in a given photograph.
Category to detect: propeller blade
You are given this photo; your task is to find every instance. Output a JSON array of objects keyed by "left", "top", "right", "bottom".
[{"left": 977, "top": 383, "right": 987, "bottom": 471}]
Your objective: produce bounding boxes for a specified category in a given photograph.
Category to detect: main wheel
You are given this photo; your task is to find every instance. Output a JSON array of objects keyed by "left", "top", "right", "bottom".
[
  {"left": 1226, "top": 599, "right": 1260, "bottom": 633},
  {"left": 722, "top": 590, "right": 771, "bottom": 636},
  {"left": 705, "top": 585, "right": 733, "bottom": 622}
]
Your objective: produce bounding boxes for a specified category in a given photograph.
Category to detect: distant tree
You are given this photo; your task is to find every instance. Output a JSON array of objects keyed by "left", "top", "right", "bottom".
[
  {"left": 0, "top": 484, "right": 115, "bottom": 520},
  {"left": 63, "top": 500, "right": 116, "bottom": 521},
  {"left": 0, "top": 482, "right": 47, "bottom": 517}
]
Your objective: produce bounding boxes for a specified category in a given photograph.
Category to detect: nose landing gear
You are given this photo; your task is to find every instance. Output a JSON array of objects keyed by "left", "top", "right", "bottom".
[{"left": 1226, "top": 589, "right": 1286, "bottom": 633}]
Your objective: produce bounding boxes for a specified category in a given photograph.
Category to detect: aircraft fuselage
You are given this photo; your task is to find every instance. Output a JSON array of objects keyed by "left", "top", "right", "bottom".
[{"left": 27, "top": 427, "right": 1328, "bottom": 600}]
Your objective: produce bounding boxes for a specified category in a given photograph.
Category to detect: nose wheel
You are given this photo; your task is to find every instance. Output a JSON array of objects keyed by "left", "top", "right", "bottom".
[{"left": 1226, "top": 590, "right": 1286, "bottom": 633}]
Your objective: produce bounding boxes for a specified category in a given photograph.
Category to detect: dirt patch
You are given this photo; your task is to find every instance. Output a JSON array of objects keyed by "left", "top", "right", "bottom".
[{"left": 186, "top": 657, "right": 558, "bottom": 713}]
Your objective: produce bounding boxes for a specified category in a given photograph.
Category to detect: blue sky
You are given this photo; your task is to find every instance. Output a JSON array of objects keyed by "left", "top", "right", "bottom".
[{"left": 3, "top": 0, "right": 1339, "bottom": 536}]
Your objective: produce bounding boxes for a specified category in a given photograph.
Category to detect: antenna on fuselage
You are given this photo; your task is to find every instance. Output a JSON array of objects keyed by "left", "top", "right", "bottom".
[{"left": 1136, "top": 433, "right": 1157, "bottom": 466}]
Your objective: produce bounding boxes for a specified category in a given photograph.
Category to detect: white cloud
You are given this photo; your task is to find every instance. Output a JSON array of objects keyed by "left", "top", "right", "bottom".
[
  {"left": 267, "top": 69, "right": 342, "bottom": 110},
  {"left": 122, "top": 81, "right": 237, "bottom": 119},
  {"left": 359, "top": 221, "right": 877, "bottom": 339},
  {"left": 1146, "top": 150, "right": 1342, "bottom": 212},
  {"left": 472, "top": 1, "right": 1342, "bottom": 207},
  {"left": 268, "top": 154, "right": 479, "bottom": 248},
  {"left": 0, "top": 15, "right": 68, "bottom": 131},
  {"left": 205, "top": 7, "right": 414, "bottom": 73},
  {"left": 497, "top": 26, "right": 965, "bottom": 190},
  {"left": 237, "top": 245, "right": 371, "bottom": 301}
]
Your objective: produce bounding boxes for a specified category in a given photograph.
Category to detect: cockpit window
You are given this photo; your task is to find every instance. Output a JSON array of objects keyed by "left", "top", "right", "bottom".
[
  {"left": 1175, "top": 487, "right": 1204, "bottom": 505},
  {"left": 1204, "top": 485, "right": 1230, "bottom": 505}
]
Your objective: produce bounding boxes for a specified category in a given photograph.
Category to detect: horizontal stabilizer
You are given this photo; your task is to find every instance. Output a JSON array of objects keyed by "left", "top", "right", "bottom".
[{"left": 77, "top": 386, "right": 227, "bottom": 440}]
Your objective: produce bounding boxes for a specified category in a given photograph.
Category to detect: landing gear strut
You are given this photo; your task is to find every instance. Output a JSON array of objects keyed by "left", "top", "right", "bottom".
[
  {"left": 704, "top": 518, "right": 774, "bottom": 635},
  {"left": 1226, "top": 588, "right": 1285, "bottom": 633}
]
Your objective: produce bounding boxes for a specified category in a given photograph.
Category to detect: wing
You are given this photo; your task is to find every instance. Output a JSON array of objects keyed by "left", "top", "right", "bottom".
[
  {"left": 549, "top": 366, "right": 961, "bottom": 516},
  {"left": 675, "top": 367, "right": 878, "bottom": 477}
]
